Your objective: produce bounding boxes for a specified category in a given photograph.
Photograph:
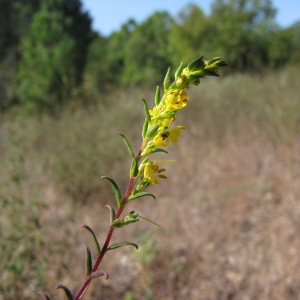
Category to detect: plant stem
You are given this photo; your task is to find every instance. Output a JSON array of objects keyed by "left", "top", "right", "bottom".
[{"left": 74, "top": 177, "right": 135, "bottom": 300}]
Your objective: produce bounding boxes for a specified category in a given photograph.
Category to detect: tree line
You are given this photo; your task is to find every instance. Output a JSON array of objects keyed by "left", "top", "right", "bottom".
[{"left": 0, "top": 0, "right": 299, "bottom": 113}]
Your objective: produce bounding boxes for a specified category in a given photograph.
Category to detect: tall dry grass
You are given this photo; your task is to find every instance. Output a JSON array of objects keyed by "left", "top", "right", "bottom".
[{"left": 0, "top": 65, "right": 300, "bottom": 299}]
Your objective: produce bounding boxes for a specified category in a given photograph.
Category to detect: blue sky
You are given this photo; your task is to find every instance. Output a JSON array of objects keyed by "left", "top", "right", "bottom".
[{"left": 81, "top": 0, "right": 300, "bottom": 36}]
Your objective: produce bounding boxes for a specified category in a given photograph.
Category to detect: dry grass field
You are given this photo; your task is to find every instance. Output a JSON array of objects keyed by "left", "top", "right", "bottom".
[{"left": 0, "top": 65, "right": 300, "bottom": 299}]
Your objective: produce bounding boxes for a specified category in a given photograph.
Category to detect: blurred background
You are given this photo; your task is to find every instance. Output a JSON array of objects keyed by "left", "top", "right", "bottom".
[{"left": 0, "top": 0, "right": 300, "bottom": 299}]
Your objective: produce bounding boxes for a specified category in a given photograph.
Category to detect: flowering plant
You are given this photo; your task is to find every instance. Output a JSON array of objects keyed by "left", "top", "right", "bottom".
[{"left": 38, "top": 55, "right": 229, "bottom": 299}]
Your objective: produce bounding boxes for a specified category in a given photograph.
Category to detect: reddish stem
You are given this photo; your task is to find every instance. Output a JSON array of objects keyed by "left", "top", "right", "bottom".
[{"left": 74, "top": 177, "right": 135, "bottom": 300}]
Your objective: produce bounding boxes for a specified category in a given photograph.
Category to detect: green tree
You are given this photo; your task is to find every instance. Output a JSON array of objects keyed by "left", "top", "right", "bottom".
[
  {"left": 267, "top": 26, "right": 297, "bottom": 68},
  {"left": 43, "top": 0, "right": 94, "bottom": 85},
  {"left": 85, "top": 35, "right": 110, "bottom": 93},
  {"left": 1, "top": 0, "right": 93, "bottom": 112},
  {"left": 121, "top": 12, "right": 174, "bottom": 85},
  {"left": 85, "top": 19, "right": 137, "bottom": 93},
  {"left": 0, "top": 0, "right": 42, "bottom": 110},
  {"left": 208, "top": 0, "right": 277, "bottom": 70},
  {"left": 170, "top": 4, "right": 209, "bottom": 66},
  {"left": 289, "top": 21, "right": 300, "bottom": 64},
  {"left": 171, "top": 1, "right": 278, "bottom": 71},
  {"left": 18, "top": 8, "right": 77, "bottom": 112},
  {"left": 267, "top": 21, "right": 300, "bottom": 67},
  {"left": 86, "top": 12, "right": 174, "bottom": 91},
  {"left": 17, "top": 0, "right": 94, "bottom": 112},
  {"left": 0, "top": 0, "right": 42, "bottom": 60}
]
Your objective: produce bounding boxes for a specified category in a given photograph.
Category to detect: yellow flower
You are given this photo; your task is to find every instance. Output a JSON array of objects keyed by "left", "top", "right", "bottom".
[
  {"left": 149, "top": 108, "right": 175, "bottom": 125},
  {"left": 148, "top": 91, "right": 188, "bottom": 125},
  {"left": 160, "top": 118, "right": 175, "bottom": 129},
  {"left": 165, "top": 90, "right": 189, "bottom": 112},
  {"left": 152, "top": 126, "right": 185, "bottom": 149},
  {"left": 143, "top": 162, "right": 167, "bottom": 184},
  {"left": 149, "top": 106, "right": 162, "bottom": 118}
]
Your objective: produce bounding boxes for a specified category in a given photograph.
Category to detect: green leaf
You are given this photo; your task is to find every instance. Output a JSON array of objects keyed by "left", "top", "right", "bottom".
[
  {"left": 146, "top": 124, "right": 159, "bottom": 138},
  {"left": 142, "top": 98, "right": 151, "bottom": 123},
  {"left": 85, "top": 246, "right": 93, "bottom": 276},
  {"left": 130, "top": 159, "right": 139, "bottom": 178},
  {"left": 163, "top": 66, "right": 171, "bottom": 92},
  {"left": 105, "top": 205, "right": 116, "bottom": 226},
  {"left": 110, "top": 218, "right": 124, "bottom": 228},
  {"left": 37, "top": 292, "right": 51, "bottom": 300},
  {"left": 107, "top": 241, "right": 138, "bottom": 251},
  {"left": 187, "top": 56, "right": 204, "bottom": 71},
  {"left": 82, "top": 225, "right": 101, "bottom": 255},
  {"left": 217, "top": 60, "right": 230, "bottom": 67},
  {"left": 151, "top": 148, "right": 168, "bottom": 154},
  {"left": 206, "top": 57, "right": 221, "bottom": 66},
  {"left": 154, "top": 86, "right": 161, "bottom": 106},
  {"left": 128, "top": 192, "right": 156, "bottom": 201},
  {"left": 56, "top": 285, "right": 73, "bottom": 300},
  {"left": 186, "top": 74, "right": 201, "bottom": 85},
  {"left": 204, "top": 69, "right": 219, "bottom": 77},
  {"left": 119, "top": 133, "right": 135, "bottom": 158},
  {"left": 142, "top": 119, "right": 148, "bottom": 138},
  {"left": 101, "top": 176, "right": 122, "bottom": 207},
  {"left": 175, "top": 62, "right": 184, "bottom": 79},
  {"left": 122, "top": 211, "right": 139, "bottom": 225}
]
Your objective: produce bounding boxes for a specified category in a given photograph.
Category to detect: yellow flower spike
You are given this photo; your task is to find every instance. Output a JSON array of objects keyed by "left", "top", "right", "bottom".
[
  {"left": 137, "top": 157, "right": 149, "bottom": 175},
  {"left": 143, "top": 161, "right": 173, "bottom": 185},
  {"left": 149, "top": 106, "right": 161, "bottom": 118},
  {"left": 149, "top": 102, "right": 178, "bottom": 127},
  {"left": 169, "top": 126, "right": 185, "bottom": 149},
  {"left": 159, "top": 118, "right": 174, "bottom": 130},
  {"left": 152, "top": 133, "right": 169, "bottom": 147},
  {"left": 152, "top": 126, "right": 185, "bottom": 149},
  {"left": 144, "top": 162, "right": 160, "bottom": 184},
  {"left": 165, "top": 90, "right": 189, "bottom": 112}
]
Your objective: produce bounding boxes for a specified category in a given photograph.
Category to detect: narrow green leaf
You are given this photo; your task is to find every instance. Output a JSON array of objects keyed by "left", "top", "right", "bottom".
[
  {"left": 142, "top": 119, "right": 148, "bottom": 138},
  {"left": 146, "top": 124, "right": 159, "bottom": 138},
  {"left": 142, "top": 98, "right": 151, "bottom": 123},
  {"left": 105, "top": 205, "right": 116, "bottom": 226},
  {"left": 151, "top": 148, "right": 168, "bottom": 154},
  {"left": 82, "top": 225, "right": 101, "bottom": 255},
  {"left": 204, "top": 69, "right": 220, "bottom": 77},
  {"left": 186, "top": 74, "right": 202, "bottom": 84},
  {"left": 206, "top": 57, "right": 221, "bottom": 66},
  {"left": 217, "top": 60, "right": 230, "bottom": 67},
  {"left": 154, "top": 86, "right": 161, "bottom": 106},
  {"left": 56, "top": 285, "right": 73, "bottom": 300},
  {"left": 101, "top": 176, "right": 122, "bottom": 207},
  {"left": 85, "top": 246, "right": 93, "bottom": 276},
  {"left": 163, "top": 67, "right": 171, "bottom": 92},
  {"left": 128, "top": 192, "right": 156, "bottom": 201},
  {"left": 107, "top": 241, "right": 139, "bottom": 251},
  {"left": 37, "top": 292, "right": 51, "bottom": 300},
  {"left": 119, "top": 133, "right": 135, "bottom": 158},
  {"left": 91, "top": 270, "right": 109, "bottom": 280},
  {"left": 110, "top": 218, "right": 124, "bottom": 228},
  {"left": 174, "top": 62, "right": 184, "bottom": 79},
  {"left": 187, "top": 56, "right": 204, "bottom": 71},
  {"left": 130, "top": 159, "right": 139, "bottom": 178}
]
